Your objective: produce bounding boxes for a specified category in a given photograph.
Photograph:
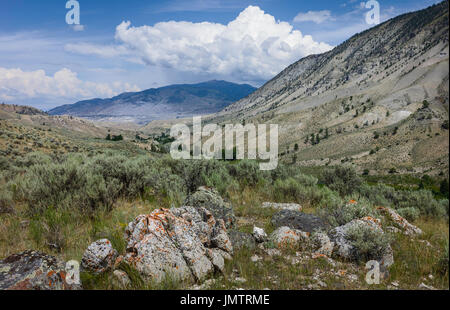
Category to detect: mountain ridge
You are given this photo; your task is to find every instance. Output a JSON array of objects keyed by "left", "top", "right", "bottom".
[{"left": 49, "top": 80, "right": 256, "bottom": 124}]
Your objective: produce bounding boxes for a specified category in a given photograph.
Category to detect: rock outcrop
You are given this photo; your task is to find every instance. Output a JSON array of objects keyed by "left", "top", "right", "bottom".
[
  {"left": 185, "top": 187, "right": 236, "bottom": 229},
  {"left": 329, "top": 218, "right": 394, "bottom": 268},
  {"left": 81, "top": 239, "right": 118, "bottom": 274},
  {"left": 124, "top": 206, "right": 233, "bottom": 283},
  {"left": 271, "top": 210, "right": 330, "bottom": 233},
  {"left": 377, "top": 206, "right": 423, "bottom": 236},
  {"left": 269, "top": 226, "right": 309, "bottom": 250},
  {"left": 0, "top": 250, "right": 81, "bottom": 290}
]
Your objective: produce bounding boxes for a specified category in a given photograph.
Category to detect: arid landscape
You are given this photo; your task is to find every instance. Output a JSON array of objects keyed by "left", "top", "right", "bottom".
[{"left": 0, "top": 0, "right": 448, "bottom": 292}]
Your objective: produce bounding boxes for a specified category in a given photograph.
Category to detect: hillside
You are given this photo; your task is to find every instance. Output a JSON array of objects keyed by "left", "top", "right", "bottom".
[
  {"left": 49, "top": 80, "right": 256, "bottom": 124},
  {"left": 209, "top": 1, "right": 449, "bottom": 175}
]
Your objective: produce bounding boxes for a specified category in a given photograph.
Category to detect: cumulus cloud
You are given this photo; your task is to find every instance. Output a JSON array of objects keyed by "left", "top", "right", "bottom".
[
  {"left": 293, "top": 10, "right": 334, "bottom": 24},
  {"left": 68, "top": 6, "right": 333, "bottom": 82},
  {"left": 0, "top": 67, "right": 140, "bottom": 102}
]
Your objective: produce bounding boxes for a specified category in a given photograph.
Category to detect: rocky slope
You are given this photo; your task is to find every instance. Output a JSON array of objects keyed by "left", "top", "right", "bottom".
[
  {"left": 49, "top": 80, "right": 256, "bottom": 124},
  {"left": 209, "top": 1, "right": 449, "bottom": 175}
]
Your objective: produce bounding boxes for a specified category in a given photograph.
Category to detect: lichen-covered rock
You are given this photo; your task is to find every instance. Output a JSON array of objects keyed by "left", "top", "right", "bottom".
[
  {"left": 329, "top": 218, "right": 394, "bottom": 268},
  {"left": 311, "top": 232, "right": 334, "bottom": 257},
  {"left": 262, "top": 202, "right": 302, "bottom": 212},
  {"left": 0, "top": 250, "right": 81, "bottom": 290},
  {"left": 271, "top": 210, "right": 330, "bottom": 233},
  {"left": 229, "top": 230, "right": 256, "bottom": 250},
  {"left": 81, "top": 239, "right": 118, "bottom": 274},
  {"left": 253, "top": 226, "right": 268, "bottom": 243},
  {"left": 124, "top": 207, "right": 233, "bottom": 284},
  {"left": 185, "top": 187, "right": 236, "bottom": 229},
  {"left": 377, "top": 206, "right": 423, "bottom": 236},
  {"left": 269, "top": 226, "right": 309, "bottom": 250}
]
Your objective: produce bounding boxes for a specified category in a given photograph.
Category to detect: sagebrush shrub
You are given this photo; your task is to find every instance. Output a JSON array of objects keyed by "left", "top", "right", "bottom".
[
  {"left": 321, "top": 166, "right": 362, "bottom": 197},
  {"left": 318, "top": 198, "right": 376, "bottom": 227},
  {"left": 346, "top": 223, "right": 392, "bottom": 263}
]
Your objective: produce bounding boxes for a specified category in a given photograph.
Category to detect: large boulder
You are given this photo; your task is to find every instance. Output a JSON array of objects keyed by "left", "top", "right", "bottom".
[
  {"left": 329, "top": 217, "right": 394, "bottom": 268},
  {"left": 81, "top": 239, "right": 118, "bottom": 274},
  {"left": 271, "top": 210, "right": 330, "bottom": 233},
  {"left": 377, "top": 206, "right": 423, "bottom": 236},
  {"left": 269, "top": 226, "right": 309, "bottom": 250},
  {"left": 262, "top": 202, "right": 302, "bottom": 212},
  {"left": 0, "top": 250, "right": 81, "bottom": 290},
  {"left": 124, "top": 206, "right": 233, "bottom": 284},
  {"left": 185, "top": 187, "right": 236, "bottom": 229}
]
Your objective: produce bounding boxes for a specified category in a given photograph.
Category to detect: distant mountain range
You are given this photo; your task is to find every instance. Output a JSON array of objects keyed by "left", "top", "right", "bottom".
[{"left": 48, "top": 80, "right": 256, "bottom": 124}]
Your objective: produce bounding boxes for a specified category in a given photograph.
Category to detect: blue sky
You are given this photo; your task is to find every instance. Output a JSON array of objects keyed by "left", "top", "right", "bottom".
[{"left": 0, "top": 0, "right": 442, "bottom": 110}]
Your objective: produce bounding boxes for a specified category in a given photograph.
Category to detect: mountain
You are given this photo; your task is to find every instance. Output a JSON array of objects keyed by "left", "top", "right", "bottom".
[
  {"left": 210, "top": 1, "right": 449, "bottom": 175},
  {"left": 48, "top": 80, "right": 256, "bottom": 124}
]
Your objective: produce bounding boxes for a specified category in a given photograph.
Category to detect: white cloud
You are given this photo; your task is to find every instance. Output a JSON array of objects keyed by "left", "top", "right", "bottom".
[
  {"left": 0, "top": 67, "right": 140, "bottom": 102},
  {"left": 72, "top": 25, "right": 85, "bottom": 32},
  {"left": 293, "top": 10, "right": 334, "bottom": 24},
  {"left": 65, "top": 43, "right": 130, "bottom": 58},
  {"left": 68, "top": 6, "right": 333, "bottom": 82}
]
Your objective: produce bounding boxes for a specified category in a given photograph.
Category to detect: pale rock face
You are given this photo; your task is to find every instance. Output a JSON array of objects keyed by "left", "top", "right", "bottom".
[
  {"left": 377, "top": 206, "right": 423, "bottom": 236},
  {"left": 311, "top": 232, "right": 334, "bottom": 257},
  {"left": 124, "top": 207, "right": 233, "bottom": 284},
  {"left": 269, "top": 226, "right": 309, "bottom": 249},
  {"left": 253, "top": 226, "right": 268, "bottom": 243},
  {"left": 261, "top": 202, "right": 302, "bottom": 212},
  {"left": 81, "top": 239, "right": 118, "bottom": 274}
]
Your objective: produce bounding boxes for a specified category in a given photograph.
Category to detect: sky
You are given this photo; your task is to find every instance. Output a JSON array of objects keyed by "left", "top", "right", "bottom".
[{"left": 0, "top": 0, "right": 443, "bottom": 110}]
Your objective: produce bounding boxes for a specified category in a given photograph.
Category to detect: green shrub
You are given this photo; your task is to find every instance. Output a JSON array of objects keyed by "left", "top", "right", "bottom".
[
  {"left": 320, "top": 166, "right": 362, "bottom": 197},
  {"left": 318, "top": 198, "right": 376, "bottom": 227},
  {"left": 227, "top": 160, "right": 266, "bottom": 186},
  {"left": 0, "top": 188, "right": 14, "bottom": 213},
  {"left": 346, "top": 223, "right": 392, "bottom": 263},
  {"left": 397, "top": 207, "right": 420, "bottom": 222}
]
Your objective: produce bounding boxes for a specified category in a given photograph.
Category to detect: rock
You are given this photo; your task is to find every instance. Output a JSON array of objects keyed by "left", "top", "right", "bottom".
[
  {"left": 211, "top": 219, "right": 233, "bottom": 254},
  {"left": 229, "top": 230, "right": 256, "bottom": 250},
  {"left": 377, "top": 206, "right": 423, "bottom": 236},
  {"left": 311, "top": 232, "right": 334, "bottom": 257},
  {"left": 250, "top": 255, "right": 262, "bottom": 262},
  {"left": 206, "top": 249, "right": 226, "bottom": 273},
  {"left": 0, "top": 250, "right": 81, "bottom": 290},
  {"left": 81, "top": 239, "right": 118, "bottom": 274},
  {"left": 113, "top": 270, "right": 131, "bottom": 288},
  {"left": 185, "top": 186, "right": 236, "bottom": 229},
  {"left": 329, "top": 218, "right": 393, "bottom": 267},
  {"left": 269, "top": 226, "right": 309, "bottom": 250},
  {"left": 265, "top": 248, "right": 281, "bottom": 257},
  {"left": 271, "top": 210, "right": 329, "bottom": 233},
  {"left": 234, "top": 277, "right": 247, "bottom": 283},
  {"left": 386, "top": 226, "right": 401, "bottom": 234},
  {"left": 124, "top": 207, "right": 233, "bottom": 284},
  {"left": 262, "top": 202, "right": 302, "bottom": 212},
  {"left": 418, "top": 282, "right": 436, "bottom": 290},
  {"left": 252, "top": 226, "right": 268, "bottom": 243}
]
